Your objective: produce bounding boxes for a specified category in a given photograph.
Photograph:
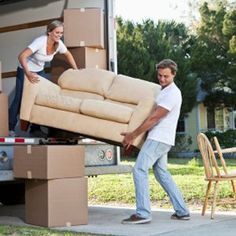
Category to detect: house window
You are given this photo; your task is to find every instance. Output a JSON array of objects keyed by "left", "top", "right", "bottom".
[
  {"left": 207, "top": 107, "right": 235, "bottom": 131},
  {"left": 207, "top": 108, "right": 215, "bottom": 129},
  {"left": 233, "top": 111, "right": 236, "bottom": 129},
  {"left": 215, "top": 108, "right": 224, "bottom": 130},
  {"left": 177, "top": 118, "right": 185, "bottom": 133}
]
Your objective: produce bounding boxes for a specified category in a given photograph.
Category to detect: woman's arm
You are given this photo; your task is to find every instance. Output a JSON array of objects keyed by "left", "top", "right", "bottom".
[
  {"left": 18, "top": 48, "right": 39, "bottom": 83},
  {"left": 63, "top": 50, "right": 78, "bottom": 70}
]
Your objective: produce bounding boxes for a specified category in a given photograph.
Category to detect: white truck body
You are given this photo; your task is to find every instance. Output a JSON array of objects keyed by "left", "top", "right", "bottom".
[{"left": 0, "top": 0, "right": 131, "bottom": 192}]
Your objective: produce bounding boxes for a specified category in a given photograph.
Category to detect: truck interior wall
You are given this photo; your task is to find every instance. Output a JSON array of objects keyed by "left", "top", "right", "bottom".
[{"left": 0, "top": 0, "right": 107, "bottom": 101}]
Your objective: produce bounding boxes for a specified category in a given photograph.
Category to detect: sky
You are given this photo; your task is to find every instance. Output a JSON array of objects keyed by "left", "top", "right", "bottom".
[{"left": 115, "top": 0, "right": 197, "bottom": 25}]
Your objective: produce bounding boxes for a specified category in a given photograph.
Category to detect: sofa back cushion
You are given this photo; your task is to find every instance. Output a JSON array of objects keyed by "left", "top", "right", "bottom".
[
  {"left": 35, "top": 93, "right": 82, "bottom": 113},
  {"left": 106, "top": 74, "right": 160, "bottom": 105},
  {"left": 60, "top": 89, "right": 104, "bottom": 101},
  {"left": 58, "top": 68, "right": 116, "bottom": 97}
]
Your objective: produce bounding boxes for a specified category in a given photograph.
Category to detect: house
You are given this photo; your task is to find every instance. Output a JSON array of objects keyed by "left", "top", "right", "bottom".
[{"left": 176, "top": 88, "right": 236, "bottom": 153}]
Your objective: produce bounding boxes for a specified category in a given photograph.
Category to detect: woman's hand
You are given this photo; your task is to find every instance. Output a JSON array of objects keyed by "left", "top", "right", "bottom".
[{"left": 26, "top": 71, "right": 40, "bottom": 83}]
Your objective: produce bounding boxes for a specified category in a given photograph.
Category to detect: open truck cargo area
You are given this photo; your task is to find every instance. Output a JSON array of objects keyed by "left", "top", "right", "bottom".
[{"left": 0, "top": 0, "right": 133, "bottom": 207}]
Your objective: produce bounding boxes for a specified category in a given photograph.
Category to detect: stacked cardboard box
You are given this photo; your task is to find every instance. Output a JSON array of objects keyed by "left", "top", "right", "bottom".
[
  {"left": 0, "top": 61, "right": 9, "bottom": 137},
  {"left": 0, "top": 61, "right": 2, "bottom": 92},
  {"left": 51, "top": 8, "right": 107, "bottom": 83},
  {"left": 13, "top": 145, "right": 88, "bottom": 227},
  {"left": 64, "top": 8, "right": 104, "bottom": 48},
  {"left": 25, "top": 178, "right": 87, "bottom": 227},
  {"left": 51, "top": 47, "right": 106, "bottom": 84}
]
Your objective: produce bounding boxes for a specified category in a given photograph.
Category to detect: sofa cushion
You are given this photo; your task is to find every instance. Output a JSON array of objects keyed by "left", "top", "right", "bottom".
[
  {"left": 106, "top": 74, "right": 159, "bottom": 104},
  {"left": 35, "top": 93, "right": 81, "bottom": 113},
  {"left": 58, "top": 68, "right": 116, "bottom": 97},
  {"left": 60, "top": 89, "right": 104, "bottom": 100},
  {"left": 105, "top": 99, "right": 136, "bottom": 109},
  {"left": 80, "top": 99, "right": 133, "bottom": 123}
]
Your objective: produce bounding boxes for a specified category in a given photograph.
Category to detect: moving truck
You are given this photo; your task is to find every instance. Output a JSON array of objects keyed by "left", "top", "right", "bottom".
[{"left": 0, "top": 0, "right": 132, "bottom": 205}]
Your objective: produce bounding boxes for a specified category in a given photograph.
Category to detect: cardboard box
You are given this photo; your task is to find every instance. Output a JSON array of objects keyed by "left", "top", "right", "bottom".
[
  {"left": 0, "top": 61, "right": 2, "bottom": 92},
  {"left": 64, "top": 8, "right": 104, "bottom": 48},
  {"left": 13, "top": 145, "right": 85, "bottom": 179},
  {"left": 51, "top": 47, "right": 107, "bottom": 83},
  {"left": 0, "top": 92, "right": 9, "bottom": 136},
  {"left": 25, "top": 177, "right": 88, "bottom": 227}
]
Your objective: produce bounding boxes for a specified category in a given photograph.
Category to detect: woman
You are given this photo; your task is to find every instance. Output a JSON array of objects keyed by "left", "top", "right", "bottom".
[{"left": 9, "top": 20, "right": 78, "bottom": 137}]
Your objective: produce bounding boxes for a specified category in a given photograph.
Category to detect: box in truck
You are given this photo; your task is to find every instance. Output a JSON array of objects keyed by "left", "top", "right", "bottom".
[
  {"left": 0, "top": 92, "right": 9, "bottom": 137},
  {"left": 0, "top": 61, "right": 2, "bottom": 92},
  {"left": 51, "top": 47, "right": 107, "bottom": 84},
  {"left": 64, "top": 8, "right": 105, "bottom": 48}
]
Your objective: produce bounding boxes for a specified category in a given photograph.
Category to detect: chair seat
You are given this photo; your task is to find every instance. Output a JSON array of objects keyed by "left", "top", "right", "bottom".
[
  {"left": 221, "top": 171, "right": 236, "bottom": 178},
  {"left": 206, "top": 174, "right": 236, "bottom": 181}
]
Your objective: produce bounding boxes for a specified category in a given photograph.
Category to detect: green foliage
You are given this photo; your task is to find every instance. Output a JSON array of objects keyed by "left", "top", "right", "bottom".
[
  {"left": 223, "top": 10, "right": 236, "bottom": 39},
  {"left": 170, "top": 133, "right": 193, "bottom": 153},
  {"left": 204, "top": 129, "right": 236, "bottom": 148},
  {"left": 187, "top": 157, "right": 201, "bottom": 167},
  {"left": 191, "top": 1, "right": 236, "bottom": 108}
]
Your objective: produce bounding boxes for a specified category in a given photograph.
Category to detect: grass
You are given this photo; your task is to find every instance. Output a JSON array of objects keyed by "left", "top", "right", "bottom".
[
  {"left": 88, "top": 156, "right": 236, "bottom": 211},
  {"left": 0, "top": 225, "right": 106, "bottom": 236}
]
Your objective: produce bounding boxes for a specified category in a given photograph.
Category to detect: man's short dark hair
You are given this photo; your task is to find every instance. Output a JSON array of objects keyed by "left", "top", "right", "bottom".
[{"left": 156, "top": 59, "right": 178, "bottom": 75}]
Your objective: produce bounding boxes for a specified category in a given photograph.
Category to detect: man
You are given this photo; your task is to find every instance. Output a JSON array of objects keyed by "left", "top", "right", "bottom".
[{"left": 121, "top": 59, "right": 190, "bottom": 224}]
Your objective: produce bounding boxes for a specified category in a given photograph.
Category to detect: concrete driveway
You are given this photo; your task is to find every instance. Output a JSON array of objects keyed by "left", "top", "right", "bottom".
[{"left": 0, "top": 204, "right": 236, "bottom": 236}]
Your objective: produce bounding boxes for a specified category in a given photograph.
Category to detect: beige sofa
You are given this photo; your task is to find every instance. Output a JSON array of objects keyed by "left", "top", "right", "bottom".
[{"left": 20, "top": 68, "right": 161, "bottom": 148}]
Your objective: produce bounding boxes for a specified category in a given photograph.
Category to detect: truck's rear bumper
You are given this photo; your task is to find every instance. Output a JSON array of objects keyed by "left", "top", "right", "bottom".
[
  {"left": 85, "top": 165, "right": 132, "bottom": 176},
  {"left": 0, "top": 164, "right": 133, "bottom": 182}
]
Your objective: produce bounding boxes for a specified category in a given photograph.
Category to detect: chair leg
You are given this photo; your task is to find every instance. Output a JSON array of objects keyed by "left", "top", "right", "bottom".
[
  {"left": 202, "top": 181, "right": 212, "bottom": 216},
  {"left": 230, "top": 180, "right": 236, "bottom": 199},
  {"left": 211, "top": 181, "right": 219, "bottom": 219}
]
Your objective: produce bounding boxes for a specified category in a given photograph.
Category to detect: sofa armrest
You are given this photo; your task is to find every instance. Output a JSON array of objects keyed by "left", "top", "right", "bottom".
[
  {"left": 128, "top": 98, "right": 155, "bottom": 148},
  {"left": 20, "top": 75, "right": 60, "bottom": 121}
]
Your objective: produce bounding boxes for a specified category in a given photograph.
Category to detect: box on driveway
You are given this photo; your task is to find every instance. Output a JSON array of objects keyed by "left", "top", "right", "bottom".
[{"left": 25, "top": 177, "right": 88, "bottom": 227}]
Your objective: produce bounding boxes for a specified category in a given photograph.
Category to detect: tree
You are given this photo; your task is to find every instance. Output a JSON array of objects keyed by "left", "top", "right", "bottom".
[
  {"left": 223, "top": 9, "right": 236, "bottom": 93},
  {"left": 191, "top": 1, "right": 236, "bottom": 108},
  {"left": 116, "top": 18, "right": 198, "bottom": 118}
]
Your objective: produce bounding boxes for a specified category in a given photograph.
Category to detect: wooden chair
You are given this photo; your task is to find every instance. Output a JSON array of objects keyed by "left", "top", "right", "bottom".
[
  {"left": 213, "top": 136, "right": 236, "bottom": 197},
  {"left": 197, "top": 133, "right": 236, "bottom": 219}
]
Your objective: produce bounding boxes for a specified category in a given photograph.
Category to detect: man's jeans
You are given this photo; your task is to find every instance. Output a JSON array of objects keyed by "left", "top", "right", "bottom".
[
  {"left": 9, "top": 67, "right": 44, "bottom": 131},
  {"left": 133, "top": 139, "right": 189, "bottom": 219}
]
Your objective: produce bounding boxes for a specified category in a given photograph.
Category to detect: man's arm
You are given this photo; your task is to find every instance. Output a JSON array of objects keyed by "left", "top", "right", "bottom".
[{"left": 121, "top": 105, "right": 169, "bottom": 149}]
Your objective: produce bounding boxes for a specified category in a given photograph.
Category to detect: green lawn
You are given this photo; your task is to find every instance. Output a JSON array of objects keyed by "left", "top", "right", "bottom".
[
  {"left": 88, "top": 157, "right": 236, "bottom": 211},
  {"left": 0, "top": 225, "right": 105, "bottom": 236}
]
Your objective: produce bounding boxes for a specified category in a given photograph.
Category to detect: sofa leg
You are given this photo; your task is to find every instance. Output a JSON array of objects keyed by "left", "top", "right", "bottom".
[{"left": 20, "top": 120, "right": 29, "bottom": 131}]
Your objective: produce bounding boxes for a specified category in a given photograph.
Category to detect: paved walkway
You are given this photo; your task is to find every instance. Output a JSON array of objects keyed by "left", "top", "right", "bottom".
[{"left": 0, "top": 204, "right": 236, "bottom": 236}]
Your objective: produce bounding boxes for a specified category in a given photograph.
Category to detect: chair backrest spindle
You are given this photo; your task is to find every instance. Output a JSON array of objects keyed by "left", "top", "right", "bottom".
[
  {"left": 197, "top": 133, "right": 221, "bottom": 178},
  {"left": 213, "top": 136, "right": 228, "bottom": 174}
]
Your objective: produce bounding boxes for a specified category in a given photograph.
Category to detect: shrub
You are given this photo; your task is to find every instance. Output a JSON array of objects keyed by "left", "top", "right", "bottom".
[{"left": 205, "top": 129, "right": 236, "bottom": 148}]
